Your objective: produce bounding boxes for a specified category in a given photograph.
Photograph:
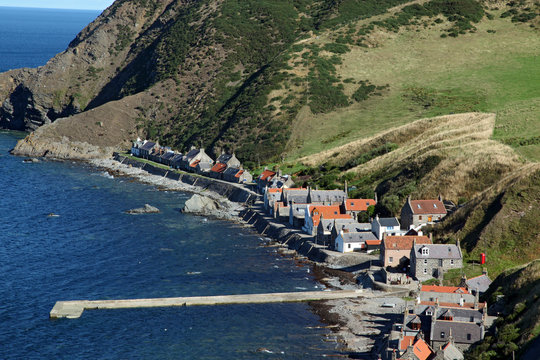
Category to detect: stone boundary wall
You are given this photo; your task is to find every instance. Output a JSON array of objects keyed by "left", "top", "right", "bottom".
[{"left": 113, "top": 153, "right": 260, "bottom": 205}]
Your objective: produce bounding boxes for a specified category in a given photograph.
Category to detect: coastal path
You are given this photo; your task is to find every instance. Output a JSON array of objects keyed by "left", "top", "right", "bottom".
[{"left": 51, "top": 290, "right": 368, "bottom": 319}]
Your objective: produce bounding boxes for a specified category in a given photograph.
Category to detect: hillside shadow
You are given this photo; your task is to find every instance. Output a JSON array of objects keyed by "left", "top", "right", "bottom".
[{"left": 461, "top": 192, "right": 504, "bottom": 252}]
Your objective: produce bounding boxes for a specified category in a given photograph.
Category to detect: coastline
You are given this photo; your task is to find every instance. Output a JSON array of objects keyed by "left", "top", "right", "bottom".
[{"left": 89, "top": 155, "right": 409, "bottom": 359}]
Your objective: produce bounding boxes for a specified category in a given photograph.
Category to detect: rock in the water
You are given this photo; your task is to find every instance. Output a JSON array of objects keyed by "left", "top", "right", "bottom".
[
  {"left": 125, "top": 204, "right": 160, "bottom": 214},
  {"left": 182, "top": 194, "right": 219, "bottom": 214}
]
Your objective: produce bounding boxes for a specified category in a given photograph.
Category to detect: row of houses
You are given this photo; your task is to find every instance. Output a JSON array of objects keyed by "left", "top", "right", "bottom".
[
  {"left": 131, "top": 139, "right": 253, "bottom": 183},
  {"left": 383, "top": 284, "right": 493, "bottom": 360}
]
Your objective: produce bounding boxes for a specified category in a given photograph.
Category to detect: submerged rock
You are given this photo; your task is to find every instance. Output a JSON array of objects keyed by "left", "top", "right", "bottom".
[{"left": 125, "top": 204, "right": 160, "bottom": 214}]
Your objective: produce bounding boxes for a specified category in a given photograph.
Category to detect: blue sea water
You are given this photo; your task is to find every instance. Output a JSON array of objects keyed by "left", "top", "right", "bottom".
[
  {"left": 0, "top": 8, "right": 340, "bottom": 360},
  {"left": 0, "top": 7, "right": 100, "bottom": 72}
]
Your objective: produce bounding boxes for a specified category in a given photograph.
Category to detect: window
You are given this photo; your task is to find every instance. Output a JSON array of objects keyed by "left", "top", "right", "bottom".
[
  {"left": 433, "top": 203, "right": 437, "bottom": 208},
  {"left": 426, "top": 310, "right": 433, "bottom": 316},
  {"left": 467, "top": 334, "right": 472, "bottom": 341},
  {"left": 451, "top": 259, "right": 454, "bottom": 265},
  {"left": 348, "top": 244, "right": 351, "bottom": 249},
  {"left": 419, "top": 216, "right": 422, "bottom": 220},
  {"left": 389, "top": 257, "right": 393, "bottom": 263},
  {"left": 423, "top": 268, "right": 427, "bottom": 274},
  {"left": 387, "top": 226, "right": 394, "bottom": 230},
  {"left": 470, "top": 316, "right": 474, "bottom": 322},
  {"left": 441, "top": 332, "right": 445, "bottom": 338},
  {"left": 439, "top": 259, "right": 443, "bottom": 266},
  {"left": 422, "top": 247, "right": 429, "bottom": 256},
  {"left": 424, "top": 259, "right": 428, "bottom": 265}
]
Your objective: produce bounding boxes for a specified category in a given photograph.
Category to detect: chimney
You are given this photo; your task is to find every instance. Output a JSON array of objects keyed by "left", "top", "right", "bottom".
[
  {"left": 374, "top": 192, "right": 378, "bottom": 203},
  {"left": 459, "top": 295, "right": 464, "bottom": 307},
  {"left": 407, "top": 195, "right": 411, "bottom": 205},
  {"left": 344, "top": 180, "right": 348, "bottom": 197},
  {"left": 429, "top": 233, "right": 433, "bottom": 242},
  {"left": 438, "top": 193, "right": 443, "bottom": 202}
]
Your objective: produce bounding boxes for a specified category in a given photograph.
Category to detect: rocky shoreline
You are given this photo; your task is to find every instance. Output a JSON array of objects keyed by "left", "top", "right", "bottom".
[{"left": 89, "top": 156, "right": 407, "bottom": 359}]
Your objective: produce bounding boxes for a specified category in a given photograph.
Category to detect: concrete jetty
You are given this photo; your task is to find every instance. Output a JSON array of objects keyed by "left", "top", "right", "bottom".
[{"left": 50, "top": 290, "right": 364, "bottom": 319}]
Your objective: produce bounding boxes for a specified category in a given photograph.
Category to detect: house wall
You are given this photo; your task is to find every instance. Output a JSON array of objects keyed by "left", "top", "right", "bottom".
[
  {"left": 411, "top": 256, "right": 463, "bottom": 281},
  {"left": 384, "top": 249, "right": 412, "bottom": 268},
  {"left": 336, "top": 238, "right": 364, "bottom": 253},
  {"left": 400, "top": 204, "right": 414, "bottom": 230}
]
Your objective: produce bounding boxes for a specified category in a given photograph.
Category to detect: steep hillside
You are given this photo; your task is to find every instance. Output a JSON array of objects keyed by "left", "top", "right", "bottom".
[
  {"left": 3, "top": 0, "right": 539, "bottom": 164},
  {"left": 466, "top": 260, "right": 540, "bottom": 360}
]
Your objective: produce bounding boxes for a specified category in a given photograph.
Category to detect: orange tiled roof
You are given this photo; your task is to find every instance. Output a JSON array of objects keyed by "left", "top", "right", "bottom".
[
  {"left": 310, "top": 205, "right": 348, "bottom": 227},
  {"left": 346, "top": 199, "right": 376, "bottom": 211},
  {"left": 366, "top": 239, "right": 381, "bottom": 246},
  {"left": 384, "top": 235, "right": 431, "bottom": 250},
  {"left": 210, "top": 163, "right": 227, "bottom": 173},
  {"left": 235, "top": 170, "right": 244, "bottom": 178},
  {"left": 421, "top": 285, "right": 470, "bottom": 294},
  {"left": 412, "top": 338, "right": 433, "bottom": 360},
  {"left": 190, "top": 159, "right": 201, "bottom": 168},
  {"left": 419, "top": 300, "right": 485, "bottom": 309},
  {"left": 267, "top": 188, "right": 283, "bottom": 193},
  {"left": 400, "top": 336, "right": 415, "bottom": 350},
  {"left": 410, "top": 200, "right": 447, "bottom": 215},
  {"left": 260, "top": 170, "right": 276, "bottom": 181}
]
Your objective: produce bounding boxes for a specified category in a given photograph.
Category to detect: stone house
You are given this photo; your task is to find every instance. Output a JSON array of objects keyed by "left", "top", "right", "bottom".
[
  {"left": 372, "top": 215, "right": 401, "bottom": 240},
  {"left": 419, "top": 285, "right": 475, "bottom": 304},
  {"left": 410, "top": 243, "right": 463, "bottom": 281},
  {"left": 307, "top": 188, "right": 347, "bottom": 205},
  {"left": 181, "top": 147, "right": 214, "bottom": 171},
  {"left": 257, "top": 169, "right": 276, "bottom": 192},
  {"left": 138, "top": 141, "right": 158, "bottom": 159},
  {"left": 131, "top": 138, "right": 144, "bottom": 157},
  {"left": 401, "top": 195, "right": 447, "bottom": 230},
  {"left": 209, "top": 162, "right": 227, "bottom": 179},
  {"left": 382, "top": 235, "right": 432, "bottom": 270},
  {"left": 170, "top": 153, "right": 184, "bottom": 169},
  {"left": 224, "top": 168, "right": 252, "bottom": 183},
  {"left": 215, "top": 152, "right": 241, "bottom": 168},
  {"left": 289, "top": 203, "right": 310, "bottom": 228},
  {"left": 159, "top": 151, "right": 176, "bottom": 166},
  {"left": 264, "top": 187, "right": 283, "bottom": 213},
  {"left": 281, "top": 188, "right": 309, "bottom": 205}
]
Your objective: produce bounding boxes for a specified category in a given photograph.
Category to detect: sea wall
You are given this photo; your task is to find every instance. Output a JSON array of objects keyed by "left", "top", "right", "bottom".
[{"left": 113, "top": 153, "right": 259, "bottom": 205}]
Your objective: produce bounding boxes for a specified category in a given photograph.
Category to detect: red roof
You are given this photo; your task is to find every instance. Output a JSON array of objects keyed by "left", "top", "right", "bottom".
[
  {"left": 235, "top": 170, "right": 244, "bottom": 178},
  {"left": 421, "top": 285, "right": 470, "bottom": 294},
  {"left": 210, "top": 163, "right": 227, "bottom": 173},
  {"left": 267, "top": 188, "right": 283, "bottom": 193},
  {"left": 412, "top": 338, "right": 433, "bottom": 360},
  {"left": 260, "top": 170, "right": 276, "bottom": 181},
  {"left": 400, "top": 336, "right": 415, "bottom": 350},
  {"left": 410, "top": 200, "right": 447, "bottom": 215},
  {"left": 190, "top": 159, "right": 201, "bottom": 168},
  {"left": 366, "top": 239, "right": 381, "bottom": 246},
  {"left": 310, "top": 205, "right": 349, "bottom": 227},
  {"left": 384, "top": 235, "right": 431, "bottom": 250},
  {"left": 346, "top": 199, "right": 376, "bottom": 211}
]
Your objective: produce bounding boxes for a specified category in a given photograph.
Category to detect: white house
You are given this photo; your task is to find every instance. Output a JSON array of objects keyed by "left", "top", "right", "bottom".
[
  {"left": 372, "top": 215, "right": 401, "bottom": 240},
  {"left": 335, "top": 230, "right": 378, "bottom": 253}
]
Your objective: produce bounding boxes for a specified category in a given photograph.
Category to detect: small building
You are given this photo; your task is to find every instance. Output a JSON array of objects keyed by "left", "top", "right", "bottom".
[
  {"left": 410, "top": 243, "right": 463, "bottom": 281},
  {"left": 302, "top": 204, "right": 349, "bottom": 236},
  {"left": 401, "top": 195, "right": 447, "bottom": 230},
  {"left": 341, "top": 198, "right": 376, "bottom": 221},
  {"left": 264, "top": 187, "right": 283, "bottom": 212},
  {"left": 159, "top": 151, "right": 176, "bottom": 166},
  {"left": 335, "top": 230, "right": 378, "bottom": 253},
  {"left": 181, "top": 147, "right": 214, "bottom": 171},
  {"left": 170, "top": 153, "right": 184, "bottom": 169},
  {"left": 465, "top": 273, "right": 492, "bottom": 296},
  {"left": 131, "top": 138, "right": 145, "bottom": 157},
  {"left": 226, "top": 168, "right": 252, "bottom": 183},
  {"left": 430, "top": 321, "right": 484, "bottom": 352},
  {"left": 257, "top": 169, "right": 277, "bottom": 192},
  {"left": 209, "top": 162, "right": 227, "bottom": 179},
  {"left": 419, "top": 285, "right": 475, "bottom": 304},
  {"left": 281, "top": 188, "right": 309, "bottom": 205},
  {"left": 196, "top": 161, "right": 213, "bottom": 174},
  {"left": 139, "top": 141, "right": 158, "bottom": 159},
  {"left": 307, "top": 188, "right": 347, "bottom": 205},
  {"left": 382, "top": 235, "right": 432, "bottom": 270},
  {"left": 289, "top": 203, "right": 310, "bottom": 228},
  {"left": 372, "top": 215, "right": 401, "bottom": 240},
  {"left": 316, "top": 218, "right": 361, "bottom": 246},
  {"left": 397, "top": 335, "right": 434, "bottom": 360},
  {"left": 215, "top": 152, "right": 241, "bottom": 168}
]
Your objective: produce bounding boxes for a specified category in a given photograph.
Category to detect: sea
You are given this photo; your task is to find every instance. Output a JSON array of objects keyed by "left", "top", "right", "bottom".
[{"left": 0, "top": 7, "right": 340, "bottom": 360}]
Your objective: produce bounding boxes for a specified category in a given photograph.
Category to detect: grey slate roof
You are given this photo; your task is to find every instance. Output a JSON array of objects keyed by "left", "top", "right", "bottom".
[
  {"left": 161, "top": 152, "right": 175, "bottom": 161},
  {"left": 339, "top": 222, "right": 372, "bottom": 232},
  {"left": 319, "top": 218, "right": 358, "bottom": 232},
  {"left": 430, "top": 321, "right": 483, "bottom": 344},
  {"left": 184, "top": 149, "right": 200, "bottom": 161},
  {"left": 309, "top": 190, "right": 346, "bottom": 203},
  {"left": 216, "top": 154, "right": 233, "bottom": 163},
  {"left": 197, "top": 162, "right": 212, "bottom": 171},
  {"left": 466, "top": 274, "right": 492, "bottom": 294},
  {"left": 223, "top": 167, "right": 240, "bottom": 176},
  {"left": 341, "top": 232, "right": 378, "bottom": 243},
  {"left": 413, "top": 244, "right": 462, "bottom": 259},
  {"left": 140, "top": 141, "right": 156, "bottom": 151},
  {"left": 441, "top": 341, "right": 464, "bottom": 360},
  {"left": 171, "top": 154, "right": 184, "bottom": 164},
  {"left": 288, "top": 194, "right": 309, "bottom": 204},
  {"left": 378, "top": 217, "right": 400, "bottom": 227}
]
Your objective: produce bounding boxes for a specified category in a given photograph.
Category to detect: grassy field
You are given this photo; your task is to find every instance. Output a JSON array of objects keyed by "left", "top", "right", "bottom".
[{"left": 285, "top": 13, "right": 540, "bottom": 161}]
